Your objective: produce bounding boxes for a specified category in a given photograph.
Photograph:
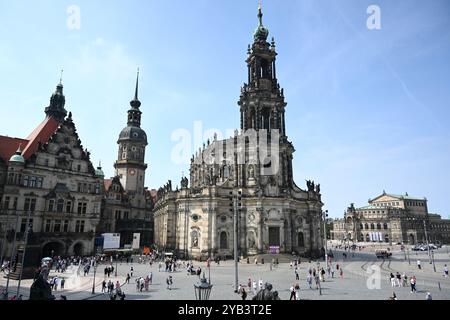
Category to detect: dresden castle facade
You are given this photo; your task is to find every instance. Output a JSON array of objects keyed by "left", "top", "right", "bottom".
[{"left": 153, "top": 6, "right": 324, "bottom": 259}]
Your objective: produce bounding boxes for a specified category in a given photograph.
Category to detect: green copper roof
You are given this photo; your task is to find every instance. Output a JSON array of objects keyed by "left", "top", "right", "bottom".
[
  {"left": 95, "top": 167, "right": 105, "bottom": 177},
  {"left": 9, "top": 153, "right": 25, "bottom": 164},
  {"left": 254, "top": 3, "right": 269, "bottom": 41}
]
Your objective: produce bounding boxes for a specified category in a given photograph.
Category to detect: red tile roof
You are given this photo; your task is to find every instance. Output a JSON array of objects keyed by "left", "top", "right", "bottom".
[
  {"left": 22, "top": 117, "right": 60, "bottom": 159},
  {"left": 0, "top": 136, "right": 29, "bottom": 164},
  {"left": 0, "top": 116, "right": 60, "bottom": 164},
  {"left": 104, "top": 179, "right": 113, "bottom": 191}
]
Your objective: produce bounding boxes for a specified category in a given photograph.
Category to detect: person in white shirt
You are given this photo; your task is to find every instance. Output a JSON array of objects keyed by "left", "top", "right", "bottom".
[{"left": 252, "top": 281, "right": 257, "bottom": 295}]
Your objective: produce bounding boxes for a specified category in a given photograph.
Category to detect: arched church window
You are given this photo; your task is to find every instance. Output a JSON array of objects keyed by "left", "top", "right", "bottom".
[
  {"left": 297, "top": 232, "right": 305, "bottom": 247},
  {"left": 220, "top": 232, "right": 228, "bottom": 249}
]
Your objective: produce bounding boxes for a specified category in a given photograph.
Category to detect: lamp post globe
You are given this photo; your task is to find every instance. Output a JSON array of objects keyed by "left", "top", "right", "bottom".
[{"left": 194, "top": 273, "right": 213, "bottom": 300}]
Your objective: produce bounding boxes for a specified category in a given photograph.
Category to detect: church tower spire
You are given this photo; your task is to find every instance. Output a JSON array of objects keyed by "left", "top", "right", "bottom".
[
  {"left": 127, "top": 68, "right": 142, "bottom": 127},
  {"left": 45, "top": 71, "right": 68, "bottom": 122},
  {"left": 115, "top": 69, "right": 148, "bottom": 194},
  {"left": 238, "top": 3, "right": 287, "bottom": 136}
]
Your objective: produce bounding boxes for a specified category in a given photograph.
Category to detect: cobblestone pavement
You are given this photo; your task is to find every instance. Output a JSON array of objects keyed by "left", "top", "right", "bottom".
[{"left": 2, "top": 245, "right": 449, "bottom": 300}]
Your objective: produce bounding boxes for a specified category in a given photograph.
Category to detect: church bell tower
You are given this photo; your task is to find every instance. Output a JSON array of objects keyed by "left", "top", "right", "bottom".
[{"left": 114, "top": 70, "right": 148, "bottom": 194}]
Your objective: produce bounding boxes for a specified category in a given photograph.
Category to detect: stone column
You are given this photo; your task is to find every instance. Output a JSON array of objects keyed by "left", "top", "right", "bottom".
[{"left": 210, "top": 209, "right": 216, "bottom": 257}]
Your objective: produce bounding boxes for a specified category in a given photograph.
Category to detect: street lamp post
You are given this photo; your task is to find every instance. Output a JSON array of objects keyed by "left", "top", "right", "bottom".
[
  {"left": 16, "top": 210, "right": 32, "bottom": 297},
  {"left": 423, "top": 220, "right": 432, "bottom": 264},
  {"left": 431, "top": 250, "right": 436, "bottom": 272},
  {"left": 231, "top": 190, "right": 241, "bottom": 293},
  {"left": 407, "top": 248, "right": 411, "bottom": 265},
  {"left": 92, "top": 260, "right": 97, "bottom": 294},
  {"left": 322, "top": 210, "right": 329, "bottom": 265},
  {"left": 115, "top": 254, "right": 118, "bottom": 277}
]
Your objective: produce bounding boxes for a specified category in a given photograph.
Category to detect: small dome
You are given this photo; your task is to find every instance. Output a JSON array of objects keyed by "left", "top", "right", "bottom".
[
  {"left": 95, "top": 167, "right": 105, "bottom": 177},
  {"left": 9, "top": 151, "right": 25, "bottom": 164},
  {"left": 254, "top": 25, "right": 269, "bottom": 41},
  {"left": 118, "top": 125, "right": 147, "bottom": 143}
]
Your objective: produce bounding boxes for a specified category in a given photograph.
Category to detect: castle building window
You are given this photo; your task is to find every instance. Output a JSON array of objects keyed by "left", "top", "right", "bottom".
[
  {"left": 77, "top": 202, "right": 87, "bottom": 214},
  {"left": 24, "top": 198, "right": 30, "bottom": 211},
  {"left": 57, "top": 199, "right": 64, "bottom": 212},
  {"left": 45, "top": 220, "right": 51, "bottom": 232},
  {"left": 3, "top": 196, "right": 10, "bottom": 209},
  {"left": 48, "top": 199, "right": 55, "bottom": 212},
  {"left": 63, "top": 220, "right": 69, "bottom": 232},
  {"left": 66, "top": 201, "right": 72, "bottom": 213},
  {"left": 75, "top": 220, "right": 85, "bottom": 233},
  {"left": 54, "top": 220, "right": 61, "bottom": 232},
  {"left": 30, "top": 176, "right": 36, "bottom": 188}
]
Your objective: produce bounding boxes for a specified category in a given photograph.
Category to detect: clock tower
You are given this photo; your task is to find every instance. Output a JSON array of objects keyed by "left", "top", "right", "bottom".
[{"left": 114, "top": 70, "right": 148, "bottom": 194}]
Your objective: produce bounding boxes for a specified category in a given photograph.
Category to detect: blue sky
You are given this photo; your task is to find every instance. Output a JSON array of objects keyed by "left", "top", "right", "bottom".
[{"left": 0, "top": 0, "right": 449, "bottom": 218}]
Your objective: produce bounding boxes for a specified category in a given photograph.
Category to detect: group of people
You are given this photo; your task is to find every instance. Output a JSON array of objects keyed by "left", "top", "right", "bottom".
[
  {"left": 135, "top": 275, "right": 152, "bottom": 292},
  {"left": 49, "top": 276, "right": 65, "bottom": 291},
  {"left": 104, "top": 265, "right": 115, "bottom": 277}
]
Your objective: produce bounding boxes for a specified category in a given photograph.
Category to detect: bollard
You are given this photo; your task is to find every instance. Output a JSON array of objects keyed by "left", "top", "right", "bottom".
[{"left": 438, "top": 282, "right": 441, "bottom": 291}]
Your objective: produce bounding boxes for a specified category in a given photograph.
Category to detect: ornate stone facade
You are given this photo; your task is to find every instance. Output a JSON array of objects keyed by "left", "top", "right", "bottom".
[
  {"left": 332, "top": 192, "right": 450, "bottom": 244},
  {"left": 153, "top": 6, "right": 324, "bottom": 259},
  {"left": 0, "top": 82, "right": 103, "bottom": 260}
]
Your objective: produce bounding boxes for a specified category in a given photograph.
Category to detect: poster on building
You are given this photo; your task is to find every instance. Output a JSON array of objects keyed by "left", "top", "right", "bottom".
[
  {"left": 102, "top": 233, "right": 120, "bottom": 249},
  {"left": 269, "top": 246, "right": 280, "bottom": 254},
  {"left": 132, "top": 233, "right": 141, "bottom": 249}
]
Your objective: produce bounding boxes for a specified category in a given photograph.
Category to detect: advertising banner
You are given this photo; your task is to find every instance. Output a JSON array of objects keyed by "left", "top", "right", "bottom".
[
  {"left": 102, "top": 233, "right": 120, "bottom": 249},
  {"left": 132, "top": 233, "right": 141, "bottom": 249}
]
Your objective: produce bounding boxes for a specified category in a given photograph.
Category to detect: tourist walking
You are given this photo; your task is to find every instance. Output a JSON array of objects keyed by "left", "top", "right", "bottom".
[
  {"left": 307, "top": 273, "right": 313, "bottom": 289},
  {"left": 444, "top": 264, "right": 448, "bottom": 278},
  {"left": 410, "top": 275, "right": 417, "bottom": 293},
  {"left": 241, "top": 287, "right": 247, "bottom": 300},
  {"left": 289, "top": 284, "right": 296, "bottom": 300},
  {"left": 417, "top": 259, "right": 421, "bottom": 270},
  {"left": 258, "top": 278, "right": 263, "bottom": 291},
  {"left": 390, "top": 273, "right": 396, "bottom": 287},
  {"left": 166, "top": 275, "right": 173, "bottom": 290}
]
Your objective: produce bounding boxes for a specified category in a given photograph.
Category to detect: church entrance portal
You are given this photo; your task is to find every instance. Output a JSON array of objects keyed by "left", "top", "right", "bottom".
[{"left": 268, "top": 227, "right": 280, "bottom": 246}]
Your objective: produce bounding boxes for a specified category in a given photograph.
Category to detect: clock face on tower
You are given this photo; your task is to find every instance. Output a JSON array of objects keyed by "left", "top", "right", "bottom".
[{"left": 130, "top": 169, "right": 136, "bottom": 176}]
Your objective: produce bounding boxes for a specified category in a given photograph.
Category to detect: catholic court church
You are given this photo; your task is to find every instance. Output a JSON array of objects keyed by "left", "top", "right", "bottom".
[{"left": 153, "top": 6, "right": 325, "bottom": 259}]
